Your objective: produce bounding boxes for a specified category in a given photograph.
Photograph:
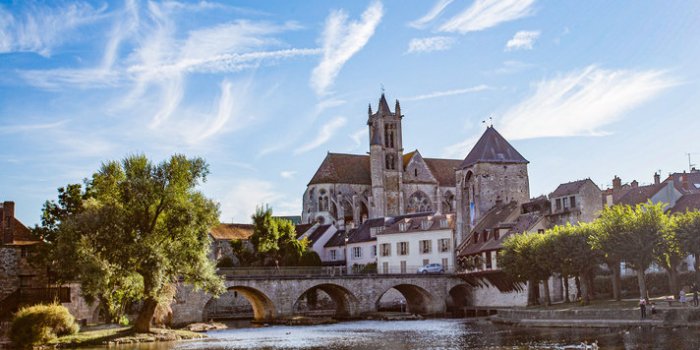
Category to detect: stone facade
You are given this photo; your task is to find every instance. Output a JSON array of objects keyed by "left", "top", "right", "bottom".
[
  {"left": 171, "top": 274, "right": 465, "bottom": 325},
  {"left": 547, "top": 178, "right": 603, "bottom": 226}
]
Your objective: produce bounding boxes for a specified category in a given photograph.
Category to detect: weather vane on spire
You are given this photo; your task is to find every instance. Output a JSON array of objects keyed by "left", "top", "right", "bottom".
[
  {"left": 481, "top": 115, "right": 494, "bottom": 128},
  {"left": 380, "top": 83, "right": 385, "bottom": 94}
]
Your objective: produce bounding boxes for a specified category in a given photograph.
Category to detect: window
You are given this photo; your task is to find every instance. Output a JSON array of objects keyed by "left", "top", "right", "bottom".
[
  {"left": 330, "top": 249, "right": 337, "bottom": 260},
  {"left": 563, "top": 197, "right": 569, "bottom": 208},
  {"left": 494, "top": 229, "right": 500, "bottom": 240},
  {"left": 19, "top": 276, "right": 32, "bottom": 288},
  {"left": 371, "top": 245, "right": 377, "bottom": 257},
  {"left": 382, "top": 262, "right": 389, "bottom": 274},
  {"left": 472, "top": 232, "right": 478, "bottom": 244},
  {"left": 442, "top": 258, "right": 448, "bottom": 270},
  {"left": 385, "top": 154, "right": 396, "bottom": 170},
  {"left": 420, "top": 240, "right": 432, "bottom": 254},
  {"left": 570, "top": 196, "right": 577, "bottom": 208},
  {"left": 485, "top": 252, "right": 492, "bottom": 269},
  {"left": 555, "top": 198, "right": 562, "bottom": 211},
  {"left": 399, "top": 222, "right": 408, "bottom": 232},
  {"left": 440, "top": 219, "right": 448, "bottom": 228},
  {"left": 380, "top": 243, "right": 391, "bottom": 257},
  {"left": 414, "top": 168, "right": 418, "bottom": 177},
  {"left": 421, "top": 220, "right": 432, "bottom": 230},
  {"left": 400, "top": 260, "right": 407, "bottom": 274},
  {"left": 397, "top": 242, "right": 409, "bottom": 256},
  {"left": 538, "top": 229, "right": 545, "bottom": 234},
  {"left": 352, "top": 246, "right": 362, "bottom": 259},
  {"left": 438, "top": 239, "right": 450, "bottom": 252}
]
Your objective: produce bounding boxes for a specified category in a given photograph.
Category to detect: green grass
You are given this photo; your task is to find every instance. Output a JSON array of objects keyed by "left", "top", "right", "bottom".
[{"left": 50, "top": 327, "right": 206, "bottom": 347}]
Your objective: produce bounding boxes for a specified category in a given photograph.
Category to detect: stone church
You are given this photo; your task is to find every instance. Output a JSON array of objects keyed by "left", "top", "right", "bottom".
[{"left": 302, "top": 93, "right": 530, "bottom": 243}]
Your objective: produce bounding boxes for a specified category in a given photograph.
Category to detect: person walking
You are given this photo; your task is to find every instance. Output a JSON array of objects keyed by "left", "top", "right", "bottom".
[{"left": 639, "top": 298, "right": 647, "bottom": 319}]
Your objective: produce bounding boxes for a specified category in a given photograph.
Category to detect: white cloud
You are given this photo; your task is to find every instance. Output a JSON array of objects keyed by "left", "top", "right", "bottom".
[
  {"left": 310, "top": 1, "right": 383, "bottom": 96},
  {"left": 443, "top": 135, "right": 479, "bottom": 159},
  {"left": 186, "top": 79, "right": 237, "bottom": 144},
  {"left": 409, "top": 0, "right": 453, "bottom": 29},
  {"left": 0, "top": 2, "right": 107, "bottom": 56},
  {"left": 505, "top": 30, "right": 540, "bottom": 51},
  {"left": 406, "top": 36, "right": 456, "bottom": 54},
  {"left": 403, "top": 85, "right": 490, "bottom": 101},
  {"left": 439, "top": 0, "right": 535, "bottom": 34},
  {"left": 498, "top": 66, "right": 677, "bottom": 140},
  {"left": 217, "top": 179, "right": 300, "bottom": 223},
  {"left": 490, "top": 60, "right": 533, "bottom": 74},
  {"left": 294, "top": 116, "right": 347, "bottom": 154},
  {"left": 280, "top": 171, "right": 297, "bottom": 179},
  {"left": 350, "top": 128, "right": 368, "bottom": 147}
]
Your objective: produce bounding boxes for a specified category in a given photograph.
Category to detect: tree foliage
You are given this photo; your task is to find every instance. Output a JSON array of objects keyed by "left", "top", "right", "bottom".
[
  {"left": 37, "top": 154, "right": 225, "bottom": 332},
  {"left": 674, "top": 210, "right": 700, "bottom": 285}
]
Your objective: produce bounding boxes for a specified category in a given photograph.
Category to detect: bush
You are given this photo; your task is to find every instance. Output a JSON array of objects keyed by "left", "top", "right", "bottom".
[
  {"left": 10, "top": 303, "right": 79, "bottom": 347},
  {"left": 593, "top": 271, "right": 698, "bottom": 298}
]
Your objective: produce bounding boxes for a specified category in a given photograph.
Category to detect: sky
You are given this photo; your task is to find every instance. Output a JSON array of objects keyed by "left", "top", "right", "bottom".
[{"left": 1, "top": 0, "right": 700, "bottom": 226}]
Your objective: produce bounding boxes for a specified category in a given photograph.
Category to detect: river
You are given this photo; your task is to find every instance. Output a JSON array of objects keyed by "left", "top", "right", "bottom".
[{"left": 83, "top": 319, "right": 700, "bottom": 350}]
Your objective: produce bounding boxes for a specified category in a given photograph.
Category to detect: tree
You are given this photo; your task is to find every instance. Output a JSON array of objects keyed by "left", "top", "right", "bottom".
[
  {"left": 590, "top": 205, "right": 627, "bottom": 301},
  {"left": 500, "top": 232, "right": 546, "bottom": 306},
  {"left": 39, "top": 154, "right": 225, "bottom": 332},
  {"left": 243, "top": 206, "right": 314, "bottom": 267},
  {"left": 551, "top": 223, "right": 602, "bottom": 305},
  {"left": 657, "top": 214, "right": 685, "bottom": 299},
  {"left": 675, "top": 210, "right": 700, "bottom": 285}
]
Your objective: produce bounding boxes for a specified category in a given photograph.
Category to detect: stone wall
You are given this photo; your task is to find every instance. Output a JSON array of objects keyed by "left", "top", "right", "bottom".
[
  {"left": 61, "top": 283, "right": 100, "bottom": 323},
  {"left": 0, "top": 247, "right": 19, "bottom": 301},
  {"left": 470, "top": 281, "right": 528, "bottom": 307}
]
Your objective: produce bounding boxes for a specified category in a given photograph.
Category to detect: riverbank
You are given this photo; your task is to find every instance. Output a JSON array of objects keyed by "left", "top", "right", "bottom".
[
  {"left": 46, "top": 326, "right": 205, "bottom": 348},
  {"left": 490, "top": 299, "right": 700, "bottom": 329}
]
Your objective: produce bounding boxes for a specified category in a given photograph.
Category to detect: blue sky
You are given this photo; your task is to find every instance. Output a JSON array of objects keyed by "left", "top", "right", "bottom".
[{"left": 1, "top": 0, "right": 700, "bottom": 226}]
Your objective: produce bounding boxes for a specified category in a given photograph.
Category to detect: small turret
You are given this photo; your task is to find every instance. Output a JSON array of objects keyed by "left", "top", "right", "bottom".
[
  {"left": 395, "top": 100, "right": 401, "bottom": 118},
  {"left": 368, "top": 103, "right": 372, "bottom": 116}
]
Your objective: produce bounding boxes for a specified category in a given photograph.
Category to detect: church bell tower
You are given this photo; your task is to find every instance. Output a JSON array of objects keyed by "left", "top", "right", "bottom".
[{"left": 368, "top": 93, "right": 404, "bottom": 218}]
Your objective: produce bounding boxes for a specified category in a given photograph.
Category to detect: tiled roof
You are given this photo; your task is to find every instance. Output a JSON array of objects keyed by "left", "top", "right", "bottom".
[
  {"left": 382, "top": 213, "right": 454, "bottom": 235},
  {"left": 616, "top": 184, "right": 665, "bottom": 206},
  {"left": 669, "top": 193, "right": 700, "bottom": 214},
  {"left": 550, "top": 179, "right": 595, "bottom": 198},
  {"left": 403, "top": 150, "right": 417, "bottom": 168},
  {"left": 664, "top": 171, "right": 700, "bottom": 194},
  {"left": 5, "top": 217, "right": 41, "bottom": 246},
  {"left": 210, "top": 224, "right": 253, "bottom": 241},
  {"left": 457, "top": 201, "right": 519, "bottom": 256},
  {"left": 346, "top": 218, "right": 384, "bottom": 244},
  {"left": 424, "top": 158, "right": 461, "bottom": 187},
  {"left": 308, "top": 153, "right": 372, "bottom": 185},
  {"left": 459, "top": 127, "right": 528, "bottom": 169}
]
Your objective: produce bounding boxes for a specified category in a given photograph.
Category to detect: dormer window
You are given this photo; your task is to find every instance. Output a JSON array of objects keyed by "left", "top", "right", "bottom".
[
  {"left": 440, "top": 219, "right": 448, "bottom": 228},
  {"left": 494, "top": 229, "right": 500, "bottom": 240},
  {"left": 482, "top": 230, "right": 488, "bottom": 242},
  {"left": 472, "top": 232, "right": 478, "bottom": 244},
  {"left": 399, "top": 222, "right": 408, "bottom": 232},
  {"left": 421, "top": 220, "right": 432, "bottom": 230},
  {"left": 570, "top": 196, "right": 576, "bottom": 208}
]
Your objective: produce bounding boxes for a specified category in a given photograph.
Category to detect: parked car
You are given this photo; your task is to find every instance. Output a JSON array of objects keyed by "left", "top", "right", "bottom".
[{"left": 417, "top": 263, "right": 444, "bottom": 274}]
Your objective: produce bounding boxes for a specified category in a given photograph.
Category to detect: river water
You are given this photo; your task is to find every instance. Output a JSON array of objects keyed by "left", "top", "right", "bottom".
[{"left": 84, "top": 319, "right": 700, "bottom": 350}]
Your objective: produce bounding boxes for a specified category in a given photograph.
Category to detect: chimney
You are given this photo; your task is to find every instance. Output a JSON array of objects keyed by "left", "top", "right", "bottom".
[
  {"left": 2, "top": 201, "right": 15, "bottom": 244},
  {"left": 654, "top": 172, "right": 660, "bottom": 185},
  {"left": 612, "top": 176, "right": 622, "bottom": 191},
  {"left": 682, "top": 175, "right": 689, "bottom": 191},
  {"left": 631, "top": 180, "right": 639, "bottom": 188}
]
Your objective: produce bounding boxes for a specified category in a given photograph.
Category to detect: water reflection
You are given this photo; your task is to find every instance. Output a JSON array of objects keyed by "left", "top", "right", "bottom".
[{"left": 80, "top": 319, "right": 700, "bottom": 350}]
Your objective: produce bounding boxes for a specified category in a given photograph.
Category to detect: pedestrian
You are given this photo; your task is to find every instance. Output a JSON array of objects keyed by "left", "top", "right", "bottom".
[
  {"left": 650, "top": 302, "right": 656, "bottom": 316},
  {"left": 693, "top": 284, "right": 699, "bottom": 307},
  {"left": 680, "top": 288, "right": 688, "bottom": 306},
  {"left": 639, "top": 298, "right": 646, "bottom": 319}
]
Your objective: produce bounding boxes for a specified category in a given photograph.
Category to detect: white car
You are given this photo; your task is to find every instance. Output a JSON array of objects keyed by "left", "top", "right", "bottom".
[{"left": 417, "top": 263, "right": 444, "bottom": 274}]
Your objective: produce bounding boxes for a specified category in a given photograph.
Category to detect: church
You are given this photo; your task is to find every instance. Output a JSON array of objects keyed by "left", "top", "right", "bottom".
[{"left": 302, "top": 93, "right": 531, "bottom": 245}]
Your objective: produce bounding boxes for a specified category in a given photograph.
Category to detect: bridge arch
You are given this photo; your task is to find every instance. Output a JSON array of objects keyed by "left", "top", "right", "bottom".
[
  {"left": 226, "top": 286, "right": 276, "bottom": 321},
  {"left": 294, "top": 283, "right": 359, "bottom": 318},
  {"left": 447, "top": 284, "right": 472, "bottom": 309},
  {"left": 377, "top": 284, "right": 437, "bottom": 315}
]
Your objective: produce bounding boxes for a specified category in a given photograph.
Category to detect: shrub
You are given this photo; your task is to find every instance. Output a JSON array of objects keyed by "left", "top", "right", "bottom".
[
  {"left": 10, "top": 303, "right": 79, "bottom": 347},
  {"left": 216, "top": 256, "right": 235, "bottom": 268}
]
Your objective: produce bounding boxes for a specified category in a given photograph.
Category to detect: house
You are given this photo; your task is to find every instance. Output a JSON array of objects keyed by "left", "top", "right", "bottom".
[
  {"left": 377, "top": 213, "right": 455, "bottom": 274},
  {"left": 209, "top": 223, "right": 254, "bottom": 265},
  {"left": 548, "top": 179, "right": 603, "bottom": 226}
]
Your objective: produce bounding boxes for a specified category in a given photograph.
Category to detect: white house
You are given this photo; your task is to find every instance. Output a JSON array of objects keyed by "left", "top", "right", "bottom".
[{"left": 376, "top": 214, "right": 455, "bottom": 274}]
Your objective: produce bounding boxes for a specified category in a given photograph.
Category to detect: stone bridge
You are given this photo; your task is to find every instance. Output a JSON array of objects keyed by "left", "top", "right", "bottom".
[{"left": 171, "top": 274, "right": 470, "bottom": 325}]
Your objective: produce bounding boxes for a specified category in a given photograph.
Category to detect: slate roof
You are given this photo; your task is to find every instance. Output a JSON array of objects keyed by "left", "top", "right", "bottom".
[
  {"left": 324, "top": 229, "right": 348, "bottom": 248},
  {"left": 616, "top": 183, "right": 665, "bottom": 206},
  {"left": 308, "top": 153, "right": 372, "bottom": 185},
  {"left": 294, "top": 224, "right": 315, "bottom": 238},
  {"left": 664, "top": 171, "right": 700, "bottom": 194},
  {"left": 306, "top": 224, "right": 334, "bottom": 245},
  {"left": 210, "top": 224, "right": 254, "bottom": 241},
  {"left": 669, "top": 193, "right": 700, "bottom": 214},
  {"left": 377, "top": 93, "right": 391, "bottom": 113},
  {"left": 550, "top": 179, "right": 594, "bottom": 198},
  {"left": 457, "top": 201, "right": 519, "bottom": 256},
  {"left": 382, "top": 213, "right": 454, "bottom": 235},
  {"left": 459, "top": 127, "right": 528, "bottom": 169},
  {"left": 346, "top": 217, "right": 385, "bottom": 244}
]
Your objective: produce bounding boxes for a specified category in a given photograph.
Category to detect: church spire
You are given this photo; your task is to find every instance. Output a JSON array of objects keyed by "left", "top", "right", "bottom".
[
  {"left": 395, "top": 99, "right": 401, "bottom": 118},
  {"left": 378, "top": 93, "right": 390, "bottom": 113}
]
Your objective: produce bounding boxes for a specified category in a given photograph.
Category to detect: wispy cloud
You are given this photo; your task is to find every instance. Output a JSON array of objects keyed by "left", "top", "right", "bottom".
[
  {"left": 185, "top": 79, "right": 237, "bottom": 144},
  {"left": 439, "top": 0, "right": 535, "bottom": 34},
  {"left": 403, "top": 85, "right": 490, "bottom": 101},
  {"left": 505, "top": 30, "right": 540, "bottom": 51},
  {"left": 217, "top": 179, "right": 300, "bottom": 222},
  {"left": 294, "top": 116, "right": 347, "bottom": 154},
  {"left": 350, "top": 128, "right": 368, "bottom": 147},
  {"left": 409, "top": 0, "right": 453, "bottom": 29},
  {"left": 280, "top": 171, "right": 297, "bottom": 179},
  {"left": 310, "top": 1, "right": 383, "bottom": 96},
  {"left": 498, "top": 66, "right": 678, "bottom": 140},
  {"left": 0, "top": 2, "right": 108, "bottom": 56},
  {"left": 0, "top": 121, "right": 67, "bottom": 134},
  {"left": 407, "top": 36, "right": 456, "bottom": 54},
  {"left": 489, "top": 60, "right": 534, "bottom": 74}
]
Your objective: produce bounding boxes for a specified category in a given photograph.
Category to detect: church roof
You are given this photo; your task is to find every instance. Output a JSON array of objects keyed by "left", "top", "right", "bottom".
[
  {"left": 308, "top": 153, "right": 372, "bottom": 185},
  {"left": 377, "top": 93, "right": 390, "bottom": 113},
  {"left": 460, "top": 127, "right": 528, "bottom": 169},
  {"left": 424, "top": 158, "right": 461, "bottom": 187}
]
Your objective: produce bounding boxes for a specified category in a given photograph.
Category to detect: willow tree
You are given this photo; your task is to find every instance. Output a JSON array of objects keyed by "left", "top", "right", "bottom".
[
  {"left": 43, "top": 154, "right": 224, "bottom": 332},
  {"left": 675, "top": 210, "right": 700, "bottom": 285}
]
